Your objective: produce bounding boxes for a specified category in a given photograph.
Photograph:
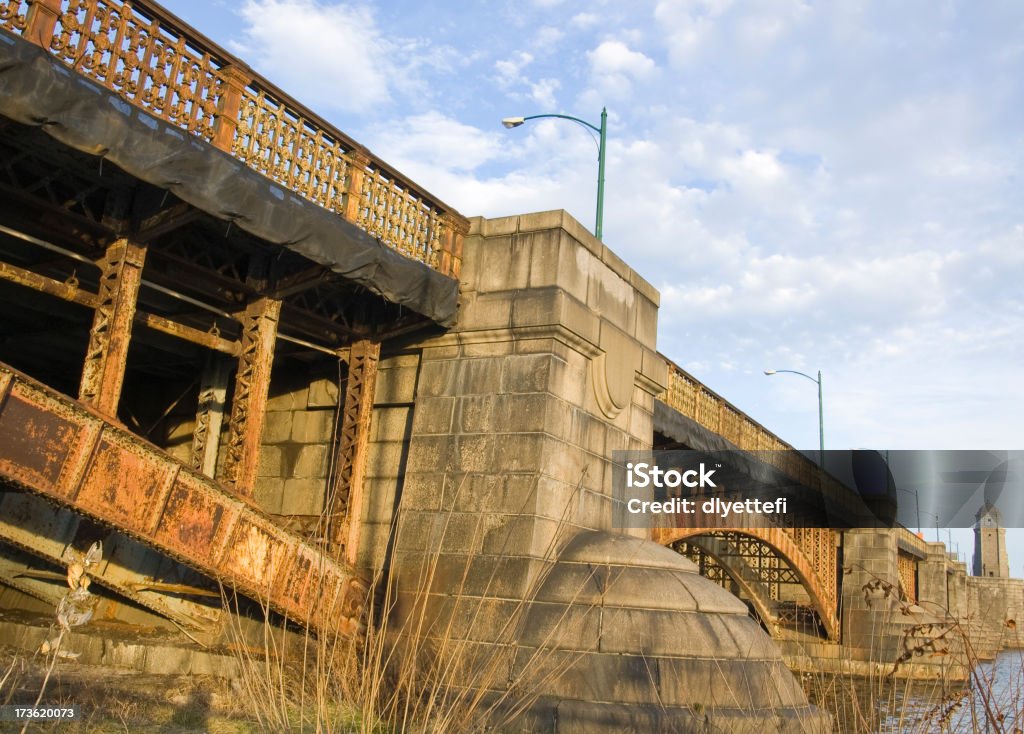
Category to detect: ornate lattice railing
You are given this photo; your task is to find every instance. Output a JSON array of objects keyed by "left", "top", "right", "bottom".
[
  {"left": 3, "top": 0, "right": 467, "bottom": 278},
  {"left": 662, "top": 357, "right": 934, "bottom": 629}
]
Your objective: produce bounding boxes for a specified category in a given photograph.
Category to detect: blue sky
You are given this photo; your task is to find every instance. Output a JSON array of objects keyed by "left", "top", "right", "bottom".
[{"left": 160, "top": 0, "right": 1023, "bottom": 567}]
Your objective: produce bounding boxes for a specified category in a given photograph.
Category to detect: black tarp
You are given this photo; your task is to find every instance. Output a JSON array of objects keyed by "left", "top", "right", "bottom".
[{"left": 0, "top": 30, "right": 458, "bottom": 326}]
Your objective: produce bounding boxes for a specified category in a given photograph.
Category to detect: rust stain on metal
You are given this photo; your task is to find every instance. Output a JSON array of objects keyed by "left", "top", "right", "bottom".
[
  {"left": 0, "top": 363, "right": 368, "bottom": 635},
  {"left": 218, "top": 517, "right": 287, "bottom": 588},
  {"left": 154, "top": 473, "right": 229, "bottom": 556},
  {"left": 0, "top": 393, "right": 79, "bottom": 492},
  {"left": 76, "top": 435, "right": 177, "bottom": 532}
]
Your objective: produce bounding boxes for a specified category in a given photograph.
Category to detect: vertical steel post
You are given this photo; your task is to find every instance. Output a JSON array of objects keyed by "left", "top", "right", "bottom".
[
  {"left": 79, "top": 238, "right": 146, "bottom": 417},
  {"left": 327, "top": 339, "right": 380, "bottom": 566},
  {"left": 190, "top": 355, "right": 231, "bottom": 478},
  {"left": 220, "top": 297, "right": 280, "bottom": 498}
]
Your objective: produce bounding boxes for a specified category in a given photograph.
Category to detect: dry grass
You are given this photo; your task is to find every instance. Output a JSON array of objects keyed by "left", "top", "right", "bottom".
[
  {"left": 221, "top": 472, "right": 592, "bottom": 733},
  {"left": 796, "top": 568, "right": 1024, "bottom": 733}
]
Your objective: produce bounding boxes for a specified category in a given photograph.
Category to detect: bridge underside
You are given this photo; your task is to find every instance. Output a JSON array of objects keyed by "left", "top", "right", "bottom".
[
  {"left": 0, "top": 30, "right": 460, "bottom": 639},
  {"left": 653, "top": 399, "right": 841, "bottom": 641}
]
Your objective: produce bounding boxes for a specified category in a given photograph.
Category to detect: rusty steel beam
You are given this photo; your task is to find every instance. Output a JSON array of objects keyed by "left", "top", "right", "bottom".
[
  {"left": 0, "top": 259, "right": 95, "bottom": 308},
  {"left": 190, "top": 355, "right": 230, "bottom": 478},
  {"left": 79, "top": 238, "right": 147, "bottom": 416},
  {"left": 220, "top": 297, "right": 281, "bottom": 498},
  {"left": 135, "top": 202, "right": 204, "bottom": 242},
  {"left": 0, "top": 491, "right": 221, "bottom": 632},
  {"left": 134, "top": 311, "right": 239, "bottom": 356},
  {"left": 326, "top": 339, "right": 380, "bottom": 565},
  {"left": 0, "top": 362, "right": 367, "bottom": 635},
  {"left": 0, "top": 258, "right": 238, "bottom": 356}
]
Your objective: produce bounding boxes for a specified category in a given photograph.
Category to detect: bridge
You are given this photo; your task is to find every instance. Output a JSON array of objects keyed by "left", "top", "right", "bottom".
[{"left": 0, "top": 0, "right": 1008, "bottom": 729}]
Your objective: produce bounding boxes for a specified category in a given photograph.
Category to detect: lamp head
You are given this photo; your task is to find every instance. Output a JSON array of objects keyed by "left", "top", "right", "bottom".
[
  {"left": 502, "top": 117, "right": 525, "bottom": 129},
  {"left": 763, "top": 369, "right": 777, "bottom": 376}
]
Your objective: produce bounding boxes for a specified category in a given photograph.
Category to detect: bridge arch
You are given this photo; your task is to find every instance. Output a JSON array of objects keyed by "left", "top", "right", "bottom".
[{"left": 655, "top": 527, "right": 840, "bottom": 640}]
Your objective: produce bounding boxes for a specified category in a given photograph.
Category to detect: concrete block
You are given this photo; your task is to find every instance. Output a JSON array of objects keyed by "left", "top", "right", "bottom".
[
  {"left": 527, "top": 229, "right": 580, "bottom": 295},
  {"left": 517, "top": 210, "right": 566, "bottom": 233},
  {"left": 492, "top": 433, "right": 546, "bottom": 473},
  {"left": 405, "top": 435, "right": 455, "bottom": 473},
  {"left": 562, "top": 212, "right": 602, "bottom": 257},
  {"left": 479, "top": 235, "right": 530, "bottom": 293},
  {"left": 457, "top": 394, "right": 496, "bottom": 433},
  {"left": 414, "top": 360, "right": 455, "bottom": 398},
  {"left": 457, "top": 291, "right": 510, "bottom": 331},
  {"left": 632, "top": 295, "right": 659, "bottom": 350},
  {"left": 254, "top": 477, "right": 284, "bottom": 513},
  {"left": 261, "top": 410, "right": 293, "bottom": 443},
  {"left": 501, "top": 354, "right": 553, "bottom": 394},
  {"left": 281, "top": 477, "right": 324, "bottom": 515},
  {"left": 372, "top": 404, "right": 412, "bottom": 443},
  {"left": 367, "top": 440, "right": 406, "bottom": 478},
  {"left": 142, "top": 643, "right": 191, "bottom": 675},
  {"left": 411, "top": 396, "right": 454, "bottom": 435},
  {"left": 461, "top": 339, "right": 515, "bottom": 358},
  {"left": 586, "top": 269, "right": 636, "bottom": 335},
  {"left": 362, "top": 476, "right": 400, "bottom": 520},
  {"left": 266, "top": 388, "right": 302, "bottom": 411},
  {"left": 290, "top": 409, "right": 334, "bottom": 443},
  {"left": 307, "top": 378, "right": 339, "bottom": 408},
  {"left": 629, "top": 269, "right": 660, "bottom": 308},
  {"left": 291, "top": 444, "right": 327, "bottom": 478},
  {"left": 450, "top": 473, "right": 539, "bottom": 515},
  {"left": 456, "top": 358, "right": 504, "bottom": 395},
  {"left": 257, "top": 445, "right": 283, "bottom": 477},
  {"left": 374, "top": 363, "right": 418, "bottom": 404},
  {"left": 455, "top": 434, "right": 495, "bottom": 472},
  {"left": 480, "top": 215, "right": 520, "bottom": 237},
  {"left": 510, "top": 287, "right": 562, "bottom": 328}
]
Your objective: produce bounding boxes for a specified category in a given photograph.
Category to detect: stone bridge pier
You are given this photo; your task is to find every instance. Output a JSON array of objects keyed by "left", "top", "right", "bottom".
[{"left": 355, "top": 212, "right": 830, "bottom": 732}]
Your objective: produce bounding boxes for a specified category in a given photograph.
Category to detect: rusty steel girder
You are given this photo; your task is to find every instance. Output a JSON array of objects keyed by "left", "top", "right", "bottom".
[
  {"left": 0, "top": 361, "right": 367, "bottom": 636},
  {"left": 0, "top": 491, "right": 222, "bottom": 633}
]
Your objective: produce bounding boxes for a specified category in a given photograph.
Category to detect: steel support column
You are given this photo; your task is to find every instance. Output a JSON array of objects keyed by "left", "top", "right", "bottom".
[
  {"left": 220, "top": 297, "right": 280, "bottom": 498},
  {"left": 327, "top": 339, "right": 380, "bottom": 565},
  {"left": 78, "top": 238, "right": 147, "bottom": 417},
  {"left": 190, "top": 355, "right": 231, "bottom": 479}
]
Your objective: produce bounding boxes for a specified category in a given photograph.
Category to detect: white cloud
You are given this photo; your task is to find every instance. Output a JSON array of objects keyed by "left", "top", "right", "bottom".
[
  {"left": 535, "top": 26, "right": 565, "bottom": 47},
  {"left": 369, "top": 111, "right": 504, "bottom": 173},
  {"left": 571, "top": 12, "right": 600, "bottom": 29},
  {"left": 494, "top": 51, "right": 534, "bottom": 88},
  {"left": 232, "top": 0, "right": 393, "bottom": 113},
  {"left": 587, "top": 40, "right": 656, "bottom": 79},
  {"left": 530, "top": 78, "right": 561, "bottom": 107}
]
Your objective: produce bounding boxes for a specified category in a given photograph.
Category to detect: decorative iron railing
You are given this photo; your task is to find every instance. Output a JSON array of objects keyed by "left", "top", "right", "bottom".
[
  {"left": 662, "top": 355, "right": 925, "bottom": 592},
  {"left": 3, "top": 0, "right": 467, "bottom": 277}
]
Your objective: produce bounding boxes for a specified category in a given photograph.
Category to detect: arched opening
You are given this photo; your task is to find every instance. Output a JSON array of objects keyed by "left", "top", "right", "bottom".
[{"left": 659, "top": 527, "right": 840, "bottom": 641}]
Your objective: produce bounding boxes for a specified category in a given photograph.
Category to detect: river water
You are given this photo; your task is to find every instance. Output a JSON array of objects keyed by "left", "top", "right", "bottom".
[{"left": 807, "top": 650, "right": 1024, "bottom": 733}]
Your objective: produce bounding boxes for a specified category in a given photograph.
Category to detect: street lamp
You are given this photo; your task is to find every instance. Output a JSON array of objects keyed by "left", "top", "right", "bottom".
[
  {"left": 501, "top": 108, "right": 608, "bottom": 240},
  {"left": 764, "top": 368, "right": 824, "bottom": 465}
]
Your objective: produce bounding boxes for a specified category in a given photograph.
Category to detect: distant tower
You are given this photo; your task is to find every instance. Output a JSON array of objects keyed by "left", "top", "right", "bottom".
[{"left": 974, "top": 503, "right": 1009, "bottom": 578}]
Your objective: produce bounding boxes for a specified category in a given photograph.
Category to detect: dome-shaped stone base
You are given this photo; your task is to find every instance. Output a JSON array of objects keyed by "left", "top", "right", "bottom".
[{"left": 492, "top": 530, "right": 832, "bottom": 733}]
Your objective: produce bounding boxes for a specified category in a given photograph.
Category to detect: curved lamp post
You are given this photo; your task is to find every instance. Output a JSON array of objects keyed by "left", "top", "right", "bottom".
[
  {"left": 764, "top": 368, "right": 824, "bottom": 465},
  {"left": 501, "top": 108, "right": 607, "bottom": 240}
]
